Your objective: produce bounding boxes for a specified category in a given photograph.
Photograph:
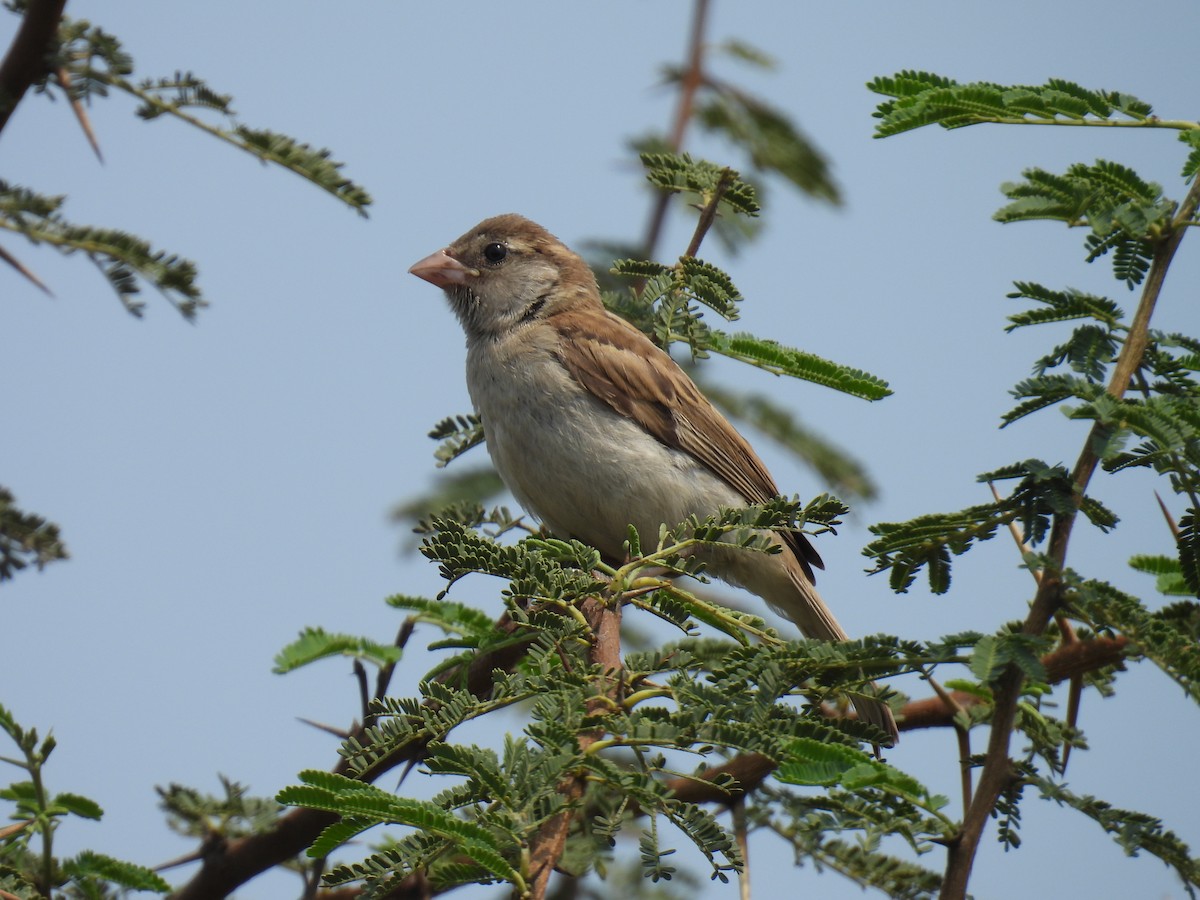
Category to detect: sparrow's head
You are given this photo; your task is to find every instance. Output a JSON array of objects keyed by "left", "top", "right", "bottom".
[{"left": 409, "top": 214, "right": 598, "bottom": 339}]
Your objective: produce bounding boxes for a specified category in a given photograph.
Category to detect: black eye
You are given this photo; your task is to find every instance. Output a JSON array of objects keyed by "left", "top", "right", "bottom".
[{"left": 483, "top": 242, "right": 507, "bottom": 264}]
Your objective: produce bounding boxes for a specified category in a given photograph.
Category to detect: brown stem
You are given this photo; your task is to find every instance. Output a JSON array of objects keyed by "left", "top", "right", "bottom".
[
  {"left": 683, "top": 167, "right": 734, "bottom": 258},
  {"left": 172, "top": 623, "right": 1124, "bottom": 897},
  {"left": 0, "top": 0, "right": 68, "bottom": 137},
  {"left": 641, "top": 0, "right": 709, "bottom": 259},
  {"left": 172, "top": 616, "right": 535, "bottom": 899},
  {"left": 526, "top": 597, "right": 623, "bottom": 898},
  {"left": 926, "top": 676, "right": 973, "bottom": 809},
  {"left": 732, "top": 797, "right": 751, "bottom": 900},
  {"left": 940, "top": 177, "right": 1200, "bottom": 900}
]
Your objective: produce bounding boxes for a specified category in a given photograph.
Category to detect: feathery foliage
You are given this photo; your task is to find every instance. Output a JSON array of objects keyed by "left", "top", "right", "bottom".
[
  {"left": 1032, "top": 778, "right": 1199, "bottom": 895},
  {"left": 0, "top": 179, "right": 203, "bottom": 317},
  {"left": 0, "top": 10, "right": 371, "bottom": 317},
  {"left": 1, "top": 704, "right": 169, "bottom": 895},
  {"left": 863, "top": 459, "right": 1115, "bottom": 593},
  {"left": 273, "top": 627, "right": 404, "bottom": 674},
  {"left": 54, "top": 17, "right": 372, "bottom": 215},
  {"left": 640, "top": 152, "right": 761, "bottom": 218},
  {"left": 0, "top": 487, "right": 67, "bottom": 582},
  {"left": 868, "top": 73, "right": 1172, "bottom": 136},
  {"left": 996, "top": 161, "right": 1173, "bottom": 287},
  {"left": 866, "top": 70, "right": 1200, "bottom": 900}
]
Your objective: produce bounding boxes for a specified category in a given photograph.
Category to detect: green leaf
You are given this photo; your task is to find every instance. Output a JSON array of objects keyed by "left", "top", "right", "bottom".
[
  {"left": 708, "top": 331, "right": 891, "bottom": 400},
  {"left": 692, "top": 85, "right": 841, "bottom": 204},
  {"left": 0, "top": 180, "right": 203, "bottom": 318},
  {"left": 1179, "top": 130, "right": 1200, "bottom": 181},
  {"left": 51, "top": 791, "right": 103, "bottom": 820},
  {"left": 1032, "top": 778, "right": 1200, "bottom": 891},
  {"left": 610, "top": 258, "right": 672, "bottom": 280},
  {"left": 308, "top": 815, "right": 378, "bottom": 857},
  {"left": 969, "top": 633, "right": 1047, "bottom": 684},
  {"left": 385, "top": 595, "right": 497, "bottom": 638},
  {"left": 279, "top": 771, "right": 519, "bottom": 883},
  {"left": 62, "top": 851, "right": 171, "bottom": 893},
  {"left": 870, "top": 75, "right": 1162, "bottom": 138},
  {"left": 776, "top": 737, "right": 867, "bottom": 786},
  {"left": 273, "top": 627, "right": 402, "bottom": 674},
  {"left": 677, "top": 257, "right": 741, "bottom": 320},
  {"left": 639, "top": 152, "right": 760, "bottom": 217},
  {"left": 1129, "top": 555, "right": 1193, "bottom": 596},
  {"left": 1005, "top": 282, "right": 1124, "bottom": 331},
  {"left": 969, "top": 635, "right": 1005, "bottom": 683},
  {"left": 1072, "top": 579, "right": 1200, "bottom": 702},
  {"left": 995, "top": 161, "right": 1171, "bottom": 287},
  {"left": 0, "top": 486, "right": 68, "bottom": 581},
  {"left": 428, "top": 414, "right": 486, "bottom": 468},
  {"left": 1179, "top": 512, "right": 1200, "bottom": 597}
]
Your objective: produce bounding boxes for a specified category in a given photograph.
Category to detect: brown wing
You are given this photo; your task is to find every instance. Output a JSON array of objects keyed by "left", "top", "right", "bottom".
[{"left": 551, "top": 304, "right": 824, "bottom": 580}]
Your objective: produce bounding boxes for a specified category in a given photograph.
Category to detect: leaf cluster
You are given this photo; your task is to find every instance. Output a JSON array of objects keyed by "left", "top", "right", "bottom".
[
  {"left": 606, "top": 154, "right": 891, "bottom": 402},
  {"left": 869, "top": 73, "right": 1158, "bottom": 136},
  {"left": 863, "top": 459, "right": 1115, "bottom": 594},
  {"left": 0, "top": 704, "right": 170, "bottom": 896},
  {"left": 0, "top": 487, "right": 67, "bottom": 582},
  {"left": 0, "top": 179, "right": 204, "bottom": 318},
  {"left": 1, "top": 12, "right": 372, "bottom": 315},
  {"left": 1069, "top": 578, "right": 1200, "bottom": 703},
  {"left": 279, "top": 610, "right": 948, "bottom": 895},
  {"left": 274, "top": 503, "right": 1002, "bottom": 894},
  {"left": 156, "top": 776, "right": 281, "bottom": 843},
  {"left": 1033, "top": 778, "right": 1199, "bottom": 894},
  {"left": 996, "top": 161, "right": 1174, "bottom": 287}
]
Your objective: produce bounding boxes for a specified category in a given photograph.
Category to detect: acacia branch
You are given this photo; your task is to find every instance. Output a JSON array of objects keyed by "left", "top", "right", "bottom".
[
  {"left": 526, "top": 596, "right": 623, "bottom": 899},
  {"left": 172, "top": 616, "right": 535, "bottom": 899},
  {"left": 0, "top": 0, "right": 67, "bottom": 136},
  {"left": 641, "top": 0, "right": 709, "bottom": 258},
  {"left": 664, "top": 635, "right": 1128, "bottom": 805},
  {"left": 940, "top": 177, "right": 1200, "bottom": 900},
  {"left": 171, "top": 612, "right": 1125, "bottom": 898}
]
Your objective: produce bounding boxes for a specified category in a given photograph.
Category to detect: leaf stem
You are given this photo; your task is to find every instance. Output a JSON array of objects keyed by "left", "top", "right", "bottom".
[
  {"left": 641, "top": 0, "right": 710, "bottom": 258},
  {"left": 965, "top": 115, "right": 1200, "bottom": 131},
  {"left": 684, "top": 166, "right": 734, "bottom": 258}
]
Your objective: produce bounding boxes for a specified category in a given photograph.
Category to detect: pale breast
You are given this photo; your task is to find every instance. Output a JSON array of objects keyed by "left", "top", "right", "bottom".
[{"left": 465, "top": 332, "right": 746, "bottom": 561}]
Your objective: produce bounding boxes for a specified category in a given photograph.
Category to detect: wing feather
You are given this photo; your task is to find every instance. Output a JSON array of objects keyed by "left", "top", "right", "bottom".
[{"left": 552, "top": 304, "right": 823, "bottom": 578}]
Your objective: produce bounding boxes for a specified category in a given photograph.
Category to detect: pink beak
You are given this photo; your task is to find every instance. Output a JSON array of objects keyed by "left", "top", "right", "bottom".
[{"left": 408, "top": 249, "right": 478, "bottom": 289}]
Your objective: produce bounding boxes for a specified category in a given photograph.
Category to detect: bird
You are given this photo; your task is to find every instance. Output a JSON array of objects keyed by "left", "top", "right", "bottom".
[{"left": 408, "top": 214, "right": 898, "bottom": 745}]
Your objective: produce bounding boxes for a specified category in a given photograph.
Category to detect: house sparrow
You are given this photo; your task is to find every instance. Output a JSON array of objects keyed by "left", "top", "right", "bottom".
[{"left": 409, "top": 214, "right": 897, "bottom": 745}]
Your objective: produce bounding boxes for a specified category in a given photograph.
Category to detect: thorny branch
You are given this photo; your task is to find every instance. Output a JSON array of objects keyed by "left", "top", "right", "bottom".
[{"left": 940, "top": 176, "right": 1200, "bottom": 900}]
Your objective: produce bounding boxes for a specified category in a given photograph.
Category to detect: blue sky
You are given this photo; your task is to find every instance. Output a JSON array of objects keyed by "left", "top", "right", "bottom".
[{"left": 3, "top": 2, "right": 1198, "bottom": 897}]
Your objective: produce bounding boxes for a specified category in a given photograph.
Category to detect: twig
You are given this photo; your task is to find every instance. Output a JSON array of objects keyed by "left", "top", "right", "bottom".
[
  {"left": 940, "top": 175, "right": 1200, "bottom": 900},
  {"left": 683, "top": 167, "right": 734, "bottom": 258},
  {"left": 989, "top": 480, "right": 1082, "bottom": 767},
  {"left": 352, "top": 659, "right": 370, "bottom": 724},
  {"left": 663, "top": 635, "right": 1128, "bottom": 805},
  {"left": 732, "top": 796, "right": 751, "bottom": 900},
  {"left": 926, "top": 675, "right": 973, "bottom": 810},
  {"left": 641, "top": 0, "right": 710, "bottom": 259},
  {"left": 0, "top": 0, "right": 69, "bottom": 137},
  {"left": 526, "top": 597, "right": 623, "bottom": 899}
]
